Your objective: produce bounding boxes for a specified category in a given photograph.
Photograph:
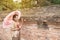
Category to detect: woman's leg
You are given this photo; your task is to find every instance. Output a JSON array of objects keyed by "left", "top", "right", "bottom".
[{"left": 12, "top": 31, "right": 20, "bottom": 40}]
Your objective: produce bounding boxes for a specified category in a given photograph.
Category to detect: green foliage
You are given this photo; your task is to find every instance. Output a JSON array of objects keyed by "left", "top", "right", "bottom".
[
  {"left": 0, "top": 0, "right": 60, "bottom": 11},
  {"left": 53, "top": 0, "right": 60, "bottom": 4},
  {"left": 37, "top": 0, "right": 50, "bottom": 6},
  {"left": 48, "top": 0, "right": 60, "bottom": 4},
  {"left": 0, "top": 0, "right": 21, "bottom": 11},
  {"left": 21, "top": 0, "right": 51, "bottom": 8},
  {"left": 20, "top": 0, "right": 33, "bottom": 8}
]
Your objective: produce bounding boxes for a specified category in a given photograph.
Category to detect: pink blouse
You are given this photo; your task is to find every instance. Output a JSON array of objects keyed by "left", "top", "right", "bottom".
[{"left": 3, "top": 10, "right": 21, "bottom": 28}]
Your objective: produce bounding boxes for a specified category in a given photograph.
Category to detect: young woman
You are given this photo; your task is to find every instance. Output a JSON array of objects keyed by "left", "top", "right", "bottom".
[
  {"left": 3, "top": 10, "right": 23, "bottom": 40},
  {"left": 12, "top": 14, "right": 23, "bottom": 40}
]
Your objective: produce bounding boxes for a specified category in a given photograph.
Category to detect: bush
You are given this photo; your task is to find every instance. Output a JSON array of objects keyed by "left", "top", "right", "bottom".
[{"left": 48, "top": 0, "right": 60, "bottom": 4}]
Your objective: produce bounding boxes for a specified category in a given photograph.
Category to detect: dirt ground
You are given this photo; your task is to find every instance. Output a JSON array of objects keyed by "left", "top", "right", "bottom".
[
  {"left": 20, "top": 24, "right": 60, "bottom": 40},
  {"left": 0, "top": 22, "right": 60, "bottom": 40}
]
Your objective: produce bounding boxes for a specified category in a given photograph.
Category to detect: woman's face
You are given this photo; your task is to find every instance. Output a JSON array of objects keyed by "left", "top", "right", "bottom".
[{"left": 13, "top": 15, "right": 18, "bottom": 22}]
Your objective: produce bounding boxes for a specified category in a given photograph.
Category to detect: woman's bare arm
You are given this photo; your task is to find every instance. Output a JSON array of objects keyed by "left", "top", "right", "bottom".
[{"left": 19, "top": 18, "right": 24, "bottom": 29}]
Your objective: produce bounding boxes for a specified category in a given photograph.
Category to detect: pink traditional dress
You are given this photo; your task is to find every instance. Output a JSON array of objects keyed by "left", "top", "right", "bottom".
[{"left": 3, "top": 10, "right": 21, "bottom": 40}]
